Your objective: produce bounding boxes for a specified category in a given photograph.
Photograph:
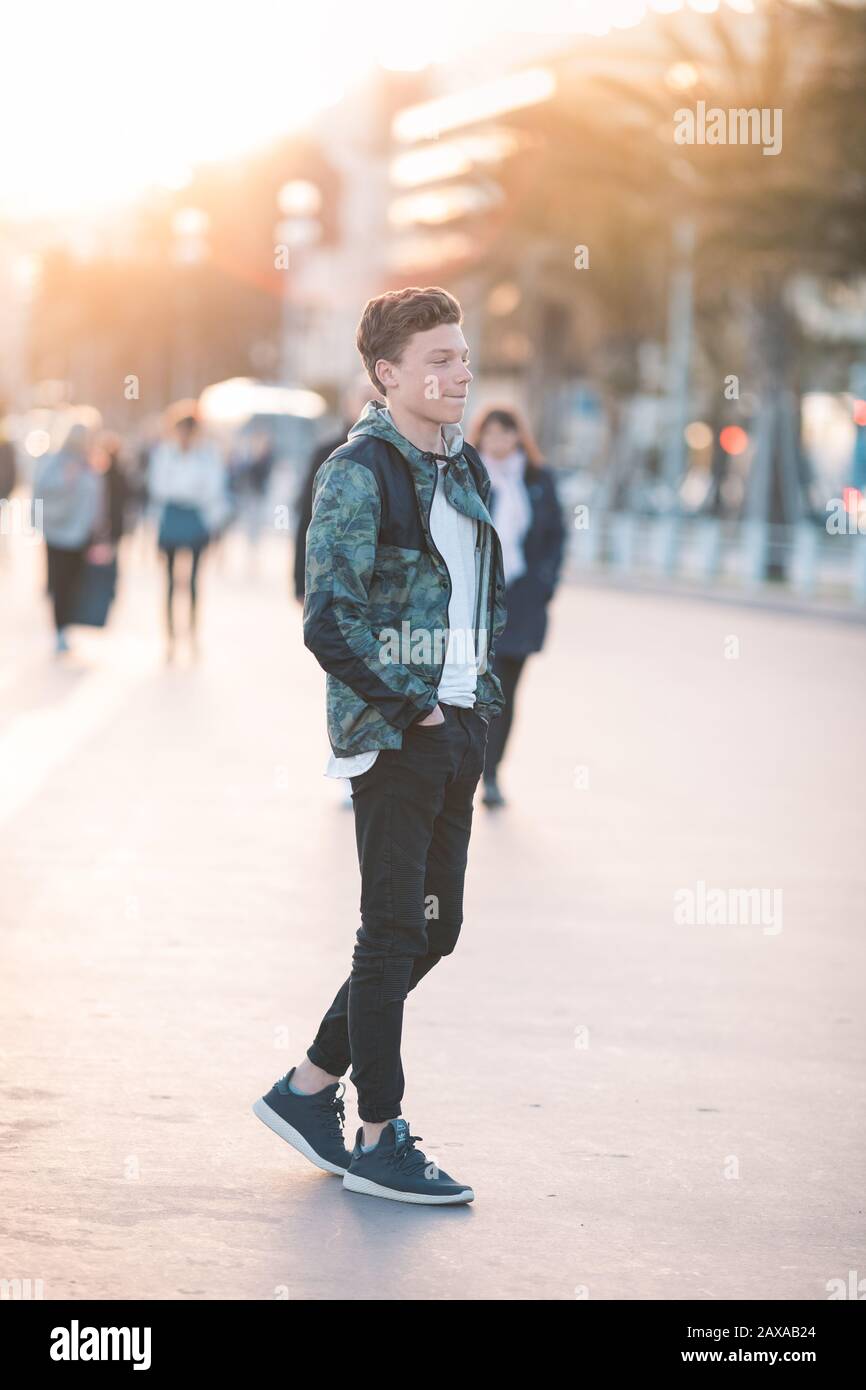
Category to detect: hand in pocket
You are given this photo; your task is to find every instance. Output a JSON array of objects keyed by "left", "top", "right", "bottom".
[{"left": 416, "top": 703, "right": 445, "bottom": 727}]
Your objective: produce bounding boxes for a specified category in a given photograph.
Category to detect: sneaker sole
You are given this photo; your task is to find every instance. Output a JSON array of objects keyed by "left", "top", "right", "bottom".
[
  {"left": 342, "top": 1171, "right": 474, "bottom": 1204},
  {"left": 252, "top": 1097, "right": 347, "bottom": 1176}
]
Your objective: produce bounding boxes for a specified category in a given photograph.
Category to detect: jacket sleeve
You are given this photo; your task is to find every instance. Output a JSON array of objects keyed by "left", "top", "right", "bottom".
[
  {"left": 488, "top": 540, "right": 507, "bottom": 679},
  {"left": 303, "top": 456, "right": 440, "bottom": 730},
  {"left": 293, "top": 444, "right": 330, "bottom": 602}
]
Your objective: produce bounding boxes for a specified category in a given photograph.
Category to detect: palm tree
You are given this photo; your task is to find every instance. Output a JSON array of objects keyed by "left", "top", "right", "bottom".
[{"left": 459, "top": 0, "right": 866, "bottom": 569}]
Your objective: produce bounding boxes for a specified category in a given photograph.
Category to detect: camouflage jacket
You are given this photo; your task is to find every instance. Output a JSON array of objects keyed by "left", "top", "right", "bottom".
[{"left": 303, "top": 400, "right": 507, "bottom": 758}]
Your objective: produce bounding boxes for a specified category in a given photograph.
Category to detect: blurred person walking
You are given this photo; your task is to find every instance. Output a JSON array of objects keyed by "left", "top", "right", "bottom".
[
  {"left": 90, "top": 431, "right": 131, "bottom": 554},
  {"left": 0, "top": 411, "right": 18, "bottom": 568},
  {"left": 467, "top": 405, "right": 565, "bottom": 808},
  {"left": 149, "top": 405, "right": 230, "bottom": 662},
  {"left": 57, "top": 430, "right": 132, "bottom": 635},
  {"left": 237, "top": 429, "right": 275, "bottom": 574},
  {"left": 129, "top": 418, "right": 161, "bottom": 561},
  {"left": 32, "top": 421, "right": 104, "bottom": 656}
]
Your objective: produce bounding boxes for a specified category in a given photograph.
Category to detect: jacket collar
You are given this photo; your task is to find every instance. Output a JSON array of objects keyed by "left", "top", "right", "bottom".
[
  {"left": 348, "top": 398, "right": 463, "bottom": 456},
  {"left": 348, "top": 398, "right": 493, "bottom": 527}
]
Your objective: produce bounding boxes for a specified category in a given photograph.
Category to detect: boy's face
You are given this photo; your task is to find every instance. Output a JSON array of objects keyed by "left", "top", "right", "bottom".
[{"left": 376, "top": 322, "right": 472, "bottom": 426}]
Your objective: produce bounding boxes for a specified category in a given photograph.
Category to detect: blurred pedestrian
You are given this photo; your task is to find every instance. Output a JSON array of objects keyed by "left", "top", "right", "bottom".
[
  {"left": 32, "top": 420, "right": 104, "bottom": 656},
  {"left": 129, "top": 417, "right": 161, "bottom": 560},
  {"left": 148, "top": 404, "right": 230, "bottom": 662},
  {"left": 232, "top": 428, "right": 275, "bottom": 576},
  {"left": 90, "top": 430, "right": 131, "bottom": 554},
  {"left": 0, "top": 409, "right": 18, "bottom": 569},
  {"left": 467, "top": 404, "right": 565, "bottom": 808},
  {"left": 0, "top": 412, "right": 16, "bottom": 502}
]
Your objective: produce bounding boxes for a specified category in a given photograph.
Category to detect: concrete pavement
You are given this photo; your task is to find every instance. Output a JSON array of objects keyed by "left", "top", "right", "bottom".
[{"left": 1, "top": 523, "right": 864, "bottom": 1300}]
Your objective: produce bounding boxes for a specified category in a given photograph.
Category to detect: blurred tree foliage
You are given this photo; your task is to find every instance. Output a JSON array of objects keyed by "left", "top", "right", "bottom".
[{"left": 462, "top": 0, "right": 866, "bottom": 520}]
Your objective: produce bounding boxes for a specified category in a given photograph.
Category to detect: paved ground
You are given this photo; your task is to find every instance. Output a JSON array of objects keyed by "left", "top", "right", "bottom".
[{"left": 1, "top": 522, "right": 864, "bottom": 1300}]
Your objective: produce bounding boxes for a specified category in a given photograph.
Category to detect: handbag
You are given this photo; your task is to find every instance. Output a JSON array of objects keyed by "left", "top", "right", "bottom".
[
  {"left": 158, "top": 501, "right": 210, "bottom": 551},
  {"left": 70, "top": 554, "right": 118, "bottom": 628}
]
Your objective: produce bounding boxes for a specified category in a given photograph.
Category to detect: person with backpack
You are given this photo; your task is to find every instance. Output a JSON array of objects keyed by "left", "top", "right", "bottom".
[{"left": 253, "top": 286, "right": 507, "bottom": 1204}]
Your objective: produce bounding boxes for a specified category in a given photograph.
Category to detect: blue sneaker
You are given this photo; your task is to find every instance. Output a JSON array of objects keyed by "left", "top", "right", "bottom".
[
  {"left": 342, "top": 1118, "right": 474, "bottom": 1205},
  {"left": 253, "top": 1067, "right": 351, "bottom": 1175}
]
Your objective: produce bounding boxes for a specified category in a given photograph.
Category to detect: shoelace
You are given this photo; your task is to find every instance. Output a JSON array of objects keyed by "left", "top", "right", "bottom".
[
  {"left": 314, "top": 1082, "right": 346, "bottom": 1139},
  {"left": 391, "top": 1131, "right": 430, "bottom": 1175}
]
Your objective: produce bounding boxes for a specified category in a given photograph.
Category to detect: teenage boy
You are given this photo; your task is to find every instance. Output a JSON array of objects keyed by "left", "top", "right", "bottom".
[{"left": 254, "top": 286, "right": 506, "bottom": 1204}]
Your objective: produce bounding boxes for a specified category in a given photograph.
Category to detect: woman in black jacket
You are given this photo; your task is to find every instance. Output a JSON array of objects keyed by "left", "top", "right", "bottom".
[
  {"left": 467, "top": 405, "right": 566, "bottom": 808},
  {"left": 91, "top": 431, "right": 131, "bottom": 548}
]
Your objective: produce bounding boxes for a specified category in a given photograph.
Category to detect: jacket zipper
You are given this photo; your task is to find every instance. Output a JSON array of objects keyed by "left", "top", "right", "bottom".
[
  {"left": 472, "top": 521, "right": 484, "bottom": 665},
  {"left": 421, "top": 453, "right": 452, "bottom": 691},
  {"left": 477, "top": 528, "right": 498, "bottom": 695},
  {"left": 488, "top": 528, "right": 498, "bottom": 639},
  {"left": 476, "top": 473, "right": 498, "bottom": 693}
]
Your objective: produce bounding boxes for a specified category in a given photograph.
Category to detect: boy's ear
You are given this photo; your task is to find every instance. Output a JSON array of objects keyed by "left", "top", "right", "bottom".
[{"left": 376, "top": 358, "right": 397, "bottom": 391}]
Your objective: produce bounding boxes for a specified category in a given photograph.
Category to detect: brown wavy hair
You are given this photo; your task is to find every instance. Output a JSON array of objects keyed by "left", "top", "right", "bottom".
[
  {"left": 466, "top": 403, "right": 544, "bottom": 466},
  {"left": 356, "top": 286, "right": 462, "bottom": 394}
]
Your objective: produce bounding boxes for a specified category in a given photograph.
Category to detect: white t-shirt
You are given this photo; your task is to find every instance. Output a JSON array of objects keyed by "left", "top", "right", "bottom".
[{"left": 324, "top": 457, "right": 479, "bottom": 778}]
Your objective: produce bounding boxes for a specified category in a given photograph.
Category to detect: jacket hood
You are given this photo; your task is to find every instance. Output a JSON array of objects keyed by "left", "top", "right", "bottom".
[
  {"left": 347, "top": 398, "right": 464, "bottom": 460},
  {"left": 345, "top": 396, "right": 494, "bottom": 532}
]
